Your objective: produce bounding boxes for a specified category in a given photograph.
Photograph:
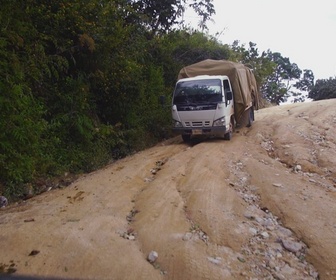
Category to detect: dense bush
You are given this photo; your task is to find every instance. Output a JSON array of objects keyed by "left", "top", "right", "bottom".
[{"left": 309, "top": 77, "right": 336, "bottom": 101}]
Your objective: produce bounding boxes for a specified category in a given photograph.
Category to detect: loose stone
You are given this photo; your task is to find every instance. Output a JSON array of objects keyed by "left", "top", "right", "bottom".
[
  {"left": 147, "top": 251, "right": 158, "bottom": 263},
  {"left": 281, "top": 239, "right": 303, "bottom": 253}
]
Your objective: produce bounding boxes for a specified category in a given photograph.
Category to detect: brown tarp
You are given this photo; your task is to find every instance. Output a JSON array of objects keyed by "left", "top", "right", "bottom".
[{"left": 178, "top": 59, "right": 261, "bottom": 122}]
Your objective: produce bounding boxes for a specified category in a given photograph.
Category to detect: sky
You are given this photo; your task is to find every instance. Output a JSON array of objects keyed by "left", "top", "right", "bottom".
[{"left": 185, "top": 0, "right": 336, "bottom": 80}]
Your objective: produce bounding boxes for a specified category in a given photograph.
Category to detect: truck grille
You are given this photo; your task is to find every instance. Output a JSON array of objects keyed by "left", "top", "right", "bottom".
[{"left": 185, "top": 121, "right": 211, "bottom": 127}]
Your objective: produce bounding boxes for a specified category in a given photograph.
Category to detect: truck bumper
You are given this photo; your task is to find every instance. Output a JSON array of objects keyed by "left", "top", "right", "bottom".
[{"left": 172, "top": 126, "right": 227, "bottom": 137}]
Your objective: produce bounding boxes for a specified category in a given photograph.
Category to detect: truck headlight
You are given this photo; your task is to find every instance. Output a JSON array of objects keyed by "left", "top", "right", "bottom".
[
  {"left": 173, "top": 120, "right": 183, "bottom": 128},
  {"left": 213, "top": 117, "right": 225, "bottom": 127}
]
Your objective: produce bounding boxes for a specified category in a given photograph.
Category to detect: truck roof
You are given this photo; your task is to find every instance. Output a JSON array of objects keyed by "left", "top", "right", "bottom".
[{"left": 177, "top": 75, "right": 229, "bottom": 82}]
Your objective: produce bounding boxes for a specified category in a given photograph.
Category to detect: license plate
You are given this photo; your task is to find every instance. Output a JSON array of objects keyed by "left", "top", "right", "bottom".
[{"left": 192, "top": 129, "right": 202, "bottom": 135}]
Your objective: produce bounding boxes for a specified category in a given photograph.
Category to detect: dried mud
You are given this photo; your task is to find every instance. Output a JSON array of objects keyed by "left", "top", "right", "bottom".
[{"left": 1, "top": 99, "right": 336, "bottom": 280}]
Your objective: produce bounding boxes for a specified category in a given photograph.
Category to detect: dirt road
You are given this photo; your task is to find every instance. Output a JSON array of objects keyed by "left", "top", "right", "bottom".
[{"left": 1, "top": 99, "right": 336, "bottom": 280}]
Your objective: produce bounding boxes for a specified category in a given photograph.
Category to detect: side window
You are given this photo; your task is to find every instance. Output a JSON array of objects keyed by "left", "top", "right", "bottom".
[
  {"left": 223, "top": 79, "right": 232, "bottom": 104},
  {"left": 223, "top": 80, "right": 231, "bottom": 93}
]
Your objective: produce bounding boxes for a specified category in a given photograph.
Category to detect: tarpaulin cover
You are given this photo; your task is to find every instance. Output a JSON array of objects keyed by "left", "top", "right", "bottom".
[{"left": 178, "top": 59, "right": 260, "bottom": 122}]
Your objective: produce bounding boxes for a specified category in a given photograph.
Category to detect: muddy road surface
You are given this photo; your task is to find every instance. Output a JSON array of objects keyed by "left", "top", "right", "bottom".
[{"left": 1, "top": 99, "right": 336, "bottom": 280}]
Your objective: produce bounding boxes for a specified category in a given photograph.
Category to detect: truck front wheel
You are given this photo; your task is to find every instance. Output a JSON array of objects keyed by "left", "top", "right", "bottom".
[
  {"left": 224, "top": 119, "right": 234, "bottom": 141},
  {"left": 224, "top": 130, "right": 232, "bottom": 141},
  {"left": 182, "top": 134, "right": 191, "bottom": 142}
]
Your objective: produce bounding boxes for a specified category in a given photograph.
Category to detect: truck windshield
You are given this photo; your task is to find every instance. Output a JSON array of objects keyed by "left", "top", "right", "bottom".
[{"left": 173, "top": 79, "right": 223, "bottom": 104}]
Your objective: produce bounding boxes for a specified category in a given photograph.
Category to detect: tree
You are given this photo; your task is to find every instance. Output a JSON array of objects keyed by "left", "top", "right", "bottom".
[
  {"left": 169, "top": 30, "right": 232, "bottom": 67},
  {"left": 291, "top": 69, "right": 314, "bottom": 102},
  {"left": 308, "top": 77, "right": 336, "bottom": 100},
  {"left": 0, "top": 0, "right": 126, "bottom": 196},
  {"left": 0, "top": 0, "right": 48, "bottom": 193},
  {"left": 128, "top": 0, "right": 215, "bottom": 34},
  {"left": 229, "top": 41, "right": 316, "bottom": 105},
  {"left": 261, "top": 52, "right": 304, "bottom": 105},
  {"left": 188, "top": 0, "right": 215, "bottom": 32},
  {"left": 230, "top": 41, "right": 276, "bottom": 87}
]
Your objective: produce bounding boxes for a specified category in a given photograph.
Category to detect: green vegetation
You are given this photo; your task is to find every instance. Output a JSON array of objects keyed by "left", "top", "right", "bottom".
[
  {"left": 0, "top": 0, "right": 319, "bottom": 199},
  {"left": 308, "top": 77, "right": 336, "bottom": 101}
]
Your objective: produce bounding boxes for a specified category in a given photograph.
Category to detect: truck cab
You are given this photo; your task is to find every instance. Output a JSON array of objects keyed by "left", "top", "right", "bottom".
[{"left": 172, "top": 75, "right": 235, "bottom": 142}]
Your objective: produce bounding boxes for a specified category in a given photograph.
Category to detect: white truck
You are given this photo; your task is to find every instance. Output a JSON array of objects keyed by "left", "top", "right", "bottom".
[{"left": 172, "top": 59, "right": 260, "bottom": 142}]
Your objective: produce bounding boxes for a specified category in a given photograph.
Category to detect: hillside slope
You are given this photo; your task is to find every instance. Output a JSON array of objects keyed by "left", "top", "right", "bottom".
[{"left": 1, "top": 99, "right": 336, "bottom": 280}]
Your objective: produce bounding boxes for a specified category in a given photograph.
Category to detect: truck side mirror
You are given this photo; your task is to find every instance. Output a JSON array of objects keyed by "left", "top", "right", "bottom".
[{"left": 226, "top": 91, "right": 233, "bottom": 101}]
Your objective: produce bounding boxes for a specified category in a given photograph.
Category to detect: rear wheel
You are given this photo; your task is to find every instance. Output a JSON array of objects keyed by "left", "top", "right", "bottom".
[{"left": 246, "top": 107, "right": 254, "bottom": 127}]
